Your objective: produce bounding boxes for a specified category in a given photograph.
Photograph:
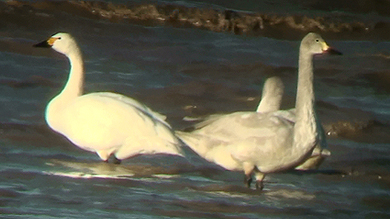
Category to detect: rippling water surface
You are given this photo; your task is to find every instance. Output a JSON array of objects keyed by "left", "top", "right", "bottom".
[{"left": 1, "top": 0, "right": 390, "bottom": 218}]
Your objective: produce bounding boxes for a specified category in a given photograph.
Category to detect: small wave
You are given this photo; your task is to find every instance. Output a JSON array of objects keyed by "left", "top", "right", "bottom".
[
  {"left": 44, "top": 159, "right": 187, "bottom": 179},
  {"left": 43, "top": 170, "right": 134, "bottom": 179},
  {"left": 43, "top": 169, "right": 183, "bottom": 182}
]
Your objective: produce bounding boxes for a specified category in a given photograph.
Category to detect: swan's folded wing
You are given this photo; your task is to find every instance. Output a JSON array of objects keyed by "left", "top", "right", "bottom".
[
  {"left": 62, "top": 93, "right": 181, "bottom": 151},
  {"left": 191, "top": 112, "right": 294, "bottom": 142},
  {"left": 227, "top": 123, "right": 295, "bottom": 172},
  {"left": 190, "top": 113, "right": 230, "bottom": 130},
  {"left": 91, "top": 92, "right": 170, "bottom": 127}
]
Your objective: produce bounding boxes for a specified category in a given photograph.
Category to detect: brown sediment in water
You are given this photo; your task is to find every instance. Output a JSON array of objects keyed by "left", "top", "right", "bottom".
[
  {"left": 317, "top": 101, "right": 390, "bottom": 144},
  {"left": 324, "top": 119, "right": 390, "bottom": 143},
  {"left": 2, "top": 0, "right": 390, "bottom": 40}
]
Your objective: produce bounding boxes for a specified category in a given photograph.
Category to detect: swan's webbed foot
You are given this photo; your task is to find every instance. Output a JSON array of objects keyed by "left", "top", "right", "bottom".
[{"left": 244, "top": 174, "right": 253, "bottom": 188}]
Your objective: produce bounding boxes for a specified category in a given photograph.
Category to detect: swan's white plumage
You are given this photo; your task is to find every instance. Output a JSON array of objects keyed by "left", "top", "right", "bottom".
[
  {"left": 176, "top": 33, "right": 340, "bottom": 189},
  {"left": 256, "top": 77, "right": 330, "bottom": 170},
  {"left": 178, "top": 111, "right": 297, "bottom": 171},
  {"left": 272, "top": 108, "right": 331, "bottom": 170},
  {"left": 36, "top": 32, "right": 183, "bottom": 161}
]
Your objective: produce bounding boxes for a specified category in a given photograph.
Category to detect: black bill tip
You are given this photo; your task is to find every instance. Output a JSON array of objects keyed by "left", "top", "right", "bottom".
[
  {"left": 33, "top": 40, "right": 51, "bottom": 48},
  {"left": 324, "top": 47, "right": 342, "bottom": 55}
]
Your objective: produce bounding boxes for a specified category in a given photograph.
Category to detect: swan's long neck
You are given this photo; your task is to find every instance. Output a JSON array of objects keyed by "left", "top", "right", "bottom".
[
  {"left": 257, "top": 77, "right": 283, "bottom": 113},
  {"left": 293, "top": 48, "right": 317, "bottom": 153},
  {"left": 257, "top": 90, "right": 282, "bottom": 113},
  {"left": 45, "top": 46, "right": 84, "bottom": 131},
  {"left": 60, "top": 48, "right": 84, "bottom": 99}
]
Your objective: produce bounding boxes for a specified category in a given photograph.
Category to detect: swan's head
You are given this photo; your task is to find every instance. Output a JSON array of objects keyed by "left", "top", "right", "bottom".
[
  {"left": 263, "top": 76, "right": 284, "bottom": 95},
  {"left": 261, "top": 76, "right": 284, "bottom": 102},
  {"left": 301, "top": 33, "right": 342, "bottom": 55},
  {"left": 34, "top": 32, "right": 80, "bottom": 56}
]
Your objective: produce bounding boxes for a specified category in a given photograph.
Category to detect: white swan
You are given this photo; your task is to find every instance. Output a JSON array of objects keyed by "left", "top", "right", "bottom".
[
  {"left": 257, "top": 76, "right": 331, "bottom": 170},
  {"left": 176, "top": 33, "right": 341, "bottom": 190},
  {"left": 183, "top": 77, "right": 330, "bottom": 170},
  {"left": 34, "top": 32, "right": 184, "bottom": 163}
]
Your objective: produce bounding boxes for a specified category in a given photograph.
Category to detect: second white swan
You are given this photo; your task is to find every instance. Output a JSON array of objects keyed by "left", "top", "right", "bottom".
[
  {"left": 177, "top": 33, "right": 341, "bottom": 190},
  {"left": 34, "top": 32, "right": 184, "bottom": 163}
]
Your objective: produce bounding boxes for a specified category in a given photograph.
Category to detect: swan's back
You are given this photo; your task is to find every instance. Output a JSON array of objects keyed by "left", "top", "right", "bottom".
[
  {"left": 191, "top": 111, "right": 293, "bottom": 140},
  {"left": 93, "top": 92, "right": 170, "bottom": 127}
]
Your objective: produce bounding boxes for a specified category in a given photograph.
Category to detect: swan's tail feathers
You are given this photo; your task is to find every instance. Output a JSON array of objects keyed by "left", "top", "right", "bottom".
[
  {"left": 148, "top": 120, "right": 187, "bottom": 157},
  {"left": 175, "top": 131, "right": 198, "bottom": 148},
  {"left": 294, "top": 147, "right": 330, "bottom": 170},
  {"left": 163, "top": 142, "right": 186, "bottom": 157},
  {"left": 154, "top": 138, "right": 186, "bottom": 157},
  {"left": 175, "top": 131, "right": 207, "bottom": 156},
  {"left": 175, "top": 130, "right": 216, "bottom": 161}
]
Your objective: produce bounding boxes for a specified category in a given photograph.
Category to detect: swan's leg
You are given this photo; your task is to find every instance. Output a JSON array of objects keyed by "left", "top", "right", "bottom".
[
  {"left": 97, "top": 150, "right": 120, "bottom": 164},
  {"left": 244, "top": 174, "right": 252, "bottom": 188},
  {"left": 243, "top": 162, "right": 255, "bottom": 188},
  {"left": 254, "top": 172, "right": 265, "bottom": 190},
  {"left": 113, "top": 156, "right": 121, "bottom": 164},
  {"left": 96, "top": 150, "right": 110, "bottom": 162}
]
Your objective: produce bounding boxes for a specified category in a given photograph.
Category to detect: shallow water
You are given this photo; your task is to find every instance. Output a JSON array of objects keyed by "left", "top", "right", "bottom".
[{"left": 1, "top": 0, "right": 390, "bottom": 218}]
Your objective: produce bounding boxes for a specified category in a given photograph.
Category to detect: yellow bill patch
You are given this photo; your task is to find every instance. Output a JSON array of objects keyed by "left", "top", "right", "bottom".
[
  {"left": 321, "top": 42, "right": 330, "bottom": 51},
  {"left": 47, "top": 37, "right": 59, "bottom": 46}
]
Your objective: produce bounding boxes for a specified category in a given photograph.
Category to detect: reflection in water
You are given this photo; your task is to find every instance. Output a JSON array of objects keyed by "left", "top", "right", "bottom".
[{"left": 265, "top": 189, "right": 315, "bottom": 201}]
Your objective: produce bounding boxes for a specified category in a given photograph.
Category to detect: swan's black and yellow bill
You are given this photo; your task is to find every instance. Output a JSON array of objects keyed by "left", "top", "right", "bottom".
[
  {"left": 324, "top": 47, "right": 342, "bottom": 55},
  {"left": 33, "top": 37, "right": 58, "bottom": 48},
  {"left": 321, "top": 42, "right": 342, "bottom": 55}
]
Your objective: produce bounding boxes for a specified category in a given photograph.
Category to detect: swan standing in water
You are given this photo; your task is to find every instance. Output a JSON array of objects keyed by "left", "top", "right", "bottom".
[
  {"left": 257, "top": 76, "right": 331, "bottom": 170},
  {"left": 177, "top": 33, "right": 341, "bottom": 190},
  {"left": 34, "top": 32, "right": 184, "bottom": 163},
  {"left": 185, "top": 77, "right": 330, "bottom": 170}
]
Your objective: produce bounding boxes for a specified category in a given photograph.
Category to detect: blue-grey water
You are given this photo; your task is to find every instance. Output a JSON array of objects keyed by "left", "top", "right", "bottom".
[{"left": 1, "top": 0, "right": 390, "bottom": 218}]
